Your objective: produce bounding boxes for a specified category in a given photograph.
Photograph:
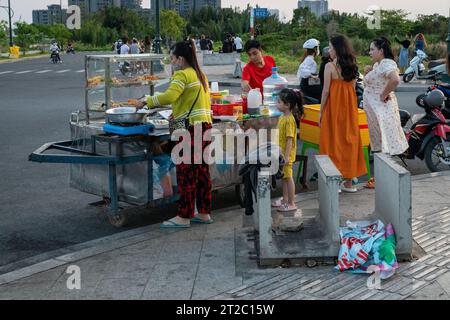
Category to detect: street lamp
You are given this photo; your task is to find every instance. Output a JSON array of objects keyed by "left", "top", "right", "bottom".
[{"left": 154, "top": 0, "right": 162, "bottom": 54}]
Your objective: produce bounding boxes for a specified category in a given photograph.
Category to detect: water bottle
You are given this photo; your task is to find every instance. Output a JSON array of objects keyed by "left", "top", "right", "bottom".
[
  {"left": 247, "top": 88, "right": 262, "bottom": 115},
  {"left": 263, "top": 67, "right": 288, "bottom": 116}
]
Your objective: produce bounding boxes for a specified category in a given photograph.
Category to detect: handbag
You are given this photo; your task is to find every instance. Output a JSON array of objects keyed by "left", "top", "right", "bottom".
[
  {"left": 169, "top": 87, "right": 201, "bottom": 134},
  {"left": 308, "top": 76, "right": 321, "bottom": 86}
]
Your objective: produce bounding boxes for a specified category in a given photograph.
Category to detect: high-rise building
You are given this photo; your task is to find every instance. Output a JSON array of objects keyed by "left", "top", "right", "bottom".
[
  {"left": 32, "top": 4, "right": 67, "bottom": 25},
  {"left": 298, "top": 0, "right": 328, "bottom": 17},
  {"left": 151, "top": 0, "right": 221, "bottom": 17},
  {"left": 121, "top": 0, "right": 143, "bottom": 9}
]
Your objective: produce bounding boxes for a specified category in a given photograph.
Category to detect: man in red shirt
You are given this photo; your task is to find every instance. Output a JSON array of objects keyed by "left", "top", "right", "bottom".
[{"left": 241, "top": 40, "right": 276, "bottom": 94}]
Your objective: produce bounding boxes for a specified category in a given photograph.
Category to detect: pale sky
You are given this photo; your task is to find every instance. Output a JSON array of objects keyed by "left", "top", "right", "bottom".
[{"left": 0, "top": 0, "right": 449, "bottom": 24}]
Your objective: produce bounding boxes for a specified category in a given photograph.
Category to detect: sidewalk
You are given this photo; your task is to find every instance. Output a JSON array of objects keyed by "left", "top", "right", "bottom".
[{"left": 1, "top": 170, "right": 450, "bottom": 300}]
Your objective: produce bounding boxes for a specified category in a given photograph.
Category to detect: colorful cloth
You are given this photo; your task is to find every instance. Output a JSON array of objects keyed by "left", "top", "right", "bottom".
[{"left": 336, "top": 220, "right": 399, "bottom": 280}]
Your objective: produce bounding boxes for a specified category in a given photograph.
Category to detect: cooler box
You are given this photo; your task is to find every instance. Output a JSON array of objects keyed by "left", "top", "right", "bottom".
[{"left": 300, "top": 104, "right": 370, "bottom": 147}]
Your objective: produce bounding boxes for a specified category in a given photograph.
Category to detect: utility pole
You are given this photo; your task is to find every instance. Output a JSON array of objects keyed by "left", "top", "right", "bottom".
[
  {"left": 443, "top": 9, "right": 450, "bottom": 83},
  {"left": 8, "top": 0, "right": 13, "bottom": 47}
]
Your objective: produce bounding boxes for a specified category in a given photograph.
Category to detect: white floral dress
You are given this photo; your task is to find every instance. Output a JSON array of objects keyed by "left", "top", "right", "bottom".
[{"left": 363, "top": 59, "right": 409, "bottom": 155}]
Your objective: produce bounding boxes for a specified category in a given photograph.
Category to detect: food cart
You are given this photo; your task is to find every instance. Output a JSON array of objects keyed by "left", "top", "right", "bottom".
[{"left": 29, "top": 53, "right": 280, "bottom": 227}]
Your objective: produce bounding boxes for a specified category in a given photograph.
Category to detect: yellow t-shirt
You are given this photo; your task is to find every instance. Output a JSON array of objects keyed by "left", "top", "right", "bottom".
[{"left": 278, "top": 114, "right": 297, "bottom": 164}]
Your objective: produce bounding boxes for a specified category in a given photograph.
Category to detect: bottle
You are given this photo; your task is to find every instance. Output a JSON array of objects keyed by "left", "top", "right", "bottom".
[
  {"left": 247, "top": 88, "right": 262, "bottom": 115},
  {"left": 262, "top": 67, "right": 288, "bottom": 116}
]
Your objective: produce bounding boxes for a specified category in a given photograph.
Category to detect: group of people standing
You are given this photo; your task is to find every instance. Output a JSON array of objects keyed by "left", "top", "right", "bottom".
[{"left": 114, "top": 36, "right": 153, "bottom": 55}]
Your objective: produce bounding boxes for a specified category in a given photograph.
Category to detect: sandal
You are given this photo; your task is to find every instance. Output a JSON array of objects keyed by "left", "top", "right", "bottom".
[
  {"left": 340, "top": 182, "right": 358, "bottom": 193},
  {"left": 277, "top": 203, "right": 298, "bottom": 212},
  {"left": 190, "top": 215, "right": 214, "bottom": 224},
  {"left": 160, "top": 218, "right": 190, "bottom": 229},
  {"left": 364, "top": 178, "right": 375, "bottom": 189},
  {"left": 272, "top": 199, "right": 286, "bottom": 208}
]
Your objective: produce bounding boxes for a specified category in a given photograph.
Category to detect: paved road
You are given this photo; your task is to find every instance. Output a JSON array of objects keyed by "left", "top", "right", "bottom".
[{"left": 0, "top": 52, "right": 440, "bottom": 272}]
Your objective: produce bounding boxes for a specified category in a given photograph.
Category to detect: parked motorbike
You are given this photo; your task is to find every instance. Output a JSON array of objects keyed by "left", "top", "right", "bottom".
[
  {"left": 303, "top": 73, "right": 365, "bottom": 107},
  {"left": 416, "top": 77, "right": 450, "bottom": 118},
  {"left": 400, "top": 89, "right": 450, "bottom": 172},
  {"left": 66, "top": 46, "right": 75, "bottom": 54},
  {"left": 403, "top": 49, "right": 446, "bottom": 83}
]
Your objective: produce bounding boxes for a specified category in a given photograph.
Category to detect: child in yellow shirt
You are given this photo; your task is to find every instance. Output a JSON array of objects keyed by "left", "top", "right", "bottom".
[{"left": 272, "top": 88, "right": 304, "bottom": 212}]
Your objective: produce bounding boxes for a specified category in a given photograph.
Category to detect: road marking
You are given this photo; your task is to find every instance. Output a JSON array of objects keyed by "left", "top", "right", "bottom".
[
  {"left": 35, "top": 70, "right": 52, "bottom": 74},
  {"left": 56, "top": 69, "right": 71, "bottom": 73},
  {"left": 0, "top": 71, "right": 13, "bottom": 75},
  {"left": 15, "top": 70, "right": 34, "bottom": 74},
  {"left": 76, "top": 69, "right": 85, "bottom": 73}
]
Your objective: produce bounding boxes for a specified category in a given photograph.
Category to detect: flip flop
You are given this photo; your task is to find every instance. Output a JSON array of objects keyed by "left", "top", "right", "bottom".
[
  {"left": 271, "top": 199, "right": 285, "bottom": 208},
  {"left": 364, "top": 178, "right": 375, "bottom": 189},
  {"left": 277, "top": 204, "right": 298, "bottom": 212},
  {"left": 190, "top": 216, "right": 214, "bottom": 224},
  {"left": 160, "top": 219, "right": 190, "bottom": 229}
]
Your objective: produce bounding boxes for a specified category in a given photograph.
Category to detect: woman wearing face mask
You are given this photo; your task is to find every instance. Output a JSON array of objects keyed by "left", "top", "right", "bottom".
[
  {"left": 319, "top": 34, "right": 367, "bottom": 193},
  {"left": 241, "top": 40, "right": 276, "bottom": 94},
  {"left": 362, "top": 37, "right": 408, "bottom": 189},
  {"left": 137, "top": 40, "right": 213, "bottom": 228}
]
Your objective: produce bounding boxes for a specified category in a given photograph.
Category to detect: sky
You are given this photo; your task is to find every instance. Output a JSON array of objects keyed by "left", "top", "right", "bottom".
[{"left": 0, "top": 0, "right": 449, "bottom": 24}]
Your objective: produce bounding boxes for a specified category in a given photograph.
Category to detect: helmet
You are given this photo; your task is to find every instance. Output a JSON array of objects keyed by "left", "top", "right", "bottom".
[
  {"left": 424, "top": 89, "right": 445, "bottom": 108},
  {"left": 322, "top": 46, "right": 330, "bottom": 58},
  {"left": 303, "top": 38, "right": 320, "bottom": 49}
]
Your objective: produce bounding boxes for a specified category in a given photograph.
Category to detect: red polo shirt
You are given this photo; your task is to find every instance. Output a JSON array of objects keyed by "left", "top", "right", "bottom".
[{"left": 242, "top": 56, "right": 276, "bottom": 93}]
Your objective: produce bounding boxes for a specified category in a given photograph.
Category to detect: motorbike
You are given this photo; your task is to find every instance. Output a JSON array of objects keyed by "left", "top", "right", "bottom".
[
  {"left": 66, "top": 46, "right": 75, "bottom": 54},
  {"left": 403, "top": 49, "right": 446, "bottom": 83},
  {"left": 303, "top": 73, "right": 365, "bottom": 107},
  {"left": 415, "top": 76, "right": 450, "bottom": 118},
  {"left": 400, "top": 89, "right": 450, "bottom": 172},
  {"left": 50, "top": 50, "right": 60, "bottom": 64}
]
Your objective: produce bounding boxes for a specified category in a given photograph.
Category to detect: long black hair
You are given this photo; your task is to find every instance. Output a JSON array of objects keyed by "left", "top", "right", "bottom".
[
  {"left": 171, "top": 39, "right": 207, "bottom": 92},
  {"left": 278, "top": 88, "right": 304, "bottom": 128},
  {"left": 329, "top": 34, "right": 359, "bottom": 82},
  {"left": 372, "top": 36, "right": 395, "bottom": 60}
]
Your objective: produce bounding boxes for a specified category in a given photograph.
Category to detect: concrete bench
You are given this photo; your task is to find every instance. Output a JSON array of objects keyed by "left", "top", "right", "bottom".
[{"left": 203, "top": 52, "right": 241, "bottom": 66}]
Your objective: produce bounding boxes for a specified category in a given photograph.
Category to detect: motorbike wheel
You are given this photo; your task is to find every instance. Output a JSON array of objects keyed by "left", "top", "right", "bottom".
[
  {"left": 403, "top": 73, "right": 414, "bottom": 83},
  {"left": 416, "top": 94, "right": 427, "bottom": 108},
  {"left": 424, "top": 135, "right": 450, "bottom": 172}
]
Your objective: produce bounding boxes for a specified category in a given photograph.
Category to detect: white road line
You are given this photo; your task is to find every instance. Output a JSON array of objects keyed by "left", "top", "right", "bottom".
[
  {"left": 0, "top": 71, "right": 13, "bottom": 75},
  {"left": 56, "top": 69, "right": 71, "bottom": 73},
  {"left": 15, "top": 70, "right": 34, "bottom": 74},
  {"left": 76, "top": 69, "right": 85, "bottom": 73},
  {"left": 35, "top": 70, "right": 52, "bottom": 74}
]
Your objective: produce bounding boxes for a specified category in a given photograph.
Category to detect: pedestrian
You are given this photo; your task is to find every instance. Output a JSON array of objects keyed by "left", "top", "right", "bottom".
[
  {"left": 318, "top": 46, "right": 332, "bottom": 96},
  {"left": 129, "top": 38, "right": 140, "bottom": 54},
  {"left": 298, "top": 38, "right": 321, "bottom": 101},
  {"left": 120, "top": 36, "right": 130, "bottom": 55},
  {"left": 222, "top": 34, "right": 233, "bottom": 53},
  {"left": 272, "top": 88, "right": 304, "bottom": 212},
  {"left": 234, "top": 34, "right": 243, "bottom": 53},
  {"left": 144, "top": 36, "right": 152, "bottom": 53},
  {"left": 241, "top": 39, "right": 276, "bottom": 94},
  {"left": 136, "top": 40, "right": 213, "bottom": 228},
  {"left": 319, "top": 34, "right": 367, "bottom": 193},
  {"left": 200, "top": 34, "right": 209, "bottom": 51},
  {"left": 363, "top": 36, "right": 408, "bottom": 189},
  {"left": 395, "top": 35, "right": 411, "bottom": 74},
  {"left": 207, "top": 36, "right": 214, "bottom": 53},
  {"left": 414, "top": 33, "right": 427, "bottom": 55}
]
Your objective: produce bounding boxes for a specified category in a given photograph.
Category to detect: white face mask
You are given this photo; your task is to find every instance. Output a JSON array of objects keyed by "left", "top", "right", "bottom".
[{"left": 171, "top": 63, "right": 183, "bottom": 71}]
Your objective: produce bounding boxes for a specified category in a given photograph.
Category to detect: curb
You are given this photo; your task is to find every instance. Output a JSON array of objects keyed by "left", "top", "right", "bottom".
[
  {"left": 0, "top": 54, "right": 48, "bottom": 64},
  {"left": 0, "top": 204, "right": 241, "bottom": 286}
]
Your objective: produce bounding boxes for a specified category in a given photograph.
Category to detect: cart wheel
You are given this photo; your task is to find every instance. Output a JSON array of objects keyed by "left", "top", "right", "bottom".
[
  {"left": 108, "top": 213, "right": 128, "bottom": 228},
  {"left": 235, "top": 184, "right": 245, "bottom": 208}
]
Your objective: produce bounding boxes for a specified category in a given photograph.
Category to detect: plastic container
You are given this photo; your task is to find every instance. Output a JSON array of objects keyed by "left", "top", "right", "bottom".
[
  {"left": 262, "top": 67, "right": 288, "bottom": 116},
  {"left": 247, "top": 88, "right": 262, "bottom": 115},
  {"left": 212, "top": 103, "right": 237, "bottom": 116}
]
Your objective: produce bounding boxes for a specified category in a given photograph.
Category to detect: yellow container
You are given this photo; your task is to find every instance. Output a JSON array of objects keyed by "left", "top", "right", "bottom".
[
  {"left": 9, "top": 46, "right": 20, "bottom": 59},
  {"left": 299, "top": 104, "right": 370, "bottom": 147}
]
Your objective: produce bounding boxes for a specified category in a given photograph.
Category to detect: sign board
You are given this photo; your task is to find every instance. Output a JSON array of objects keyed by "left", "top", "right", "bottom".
[{"left": 253, "top": 8, "right": 269, "bottom": 18}]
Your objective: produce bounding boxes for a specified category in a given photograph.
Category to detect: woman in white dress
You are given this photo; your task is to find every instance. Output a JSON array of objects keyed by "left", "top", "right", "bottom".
[{"left": 363, "top": 37, "right": 409, "bottom": 188}]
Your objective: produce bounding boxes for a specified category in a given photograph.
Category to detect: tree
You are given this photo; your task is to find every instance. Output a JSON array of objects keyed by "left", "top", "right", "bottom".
[
  {"left": 48, "top": 24, "right": 72, "bottom": 46},
  {"left": 160, "top": 10, "right": 187, "bottom": 48},
  {"left": 0, "top": 20, "right": 7, "bottom": 50},
  {"left": 14, "top": 22, "right": 41, "bottom": 55}
]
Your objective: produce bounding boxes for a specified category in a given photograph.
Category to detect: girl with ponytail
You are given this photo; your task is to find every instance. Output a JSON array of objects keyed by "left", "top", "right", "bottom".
[{"left": 272, "top": 88, "right": 304, "bottom": 213}]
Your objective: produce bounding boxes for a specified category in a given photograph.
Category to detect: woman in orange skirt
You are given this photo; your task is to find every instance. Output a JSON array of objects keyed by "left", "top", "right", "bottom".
[{"left": 319, "top": 34, "right": 367, "bottom": 192}]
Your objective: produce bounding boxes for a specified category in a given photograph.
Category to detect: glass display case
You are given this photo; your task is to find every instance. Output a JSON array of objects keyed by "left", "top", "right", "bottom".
[{"left": 84, "top": 53, "right": 168, "bottom": 123}]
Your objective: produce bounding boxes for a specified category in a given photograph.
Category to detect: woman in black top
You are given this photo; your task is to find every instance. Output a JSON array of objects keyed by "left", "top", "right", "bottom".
[{"left": 395, "top": 35, "right": 411, "bottom": 74}]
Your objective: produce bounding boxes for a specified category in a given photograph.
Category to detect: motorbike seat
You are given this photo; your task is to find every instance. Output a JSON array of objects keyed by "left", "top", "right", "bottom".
[{"left": 429, "top": 59, "right": 446, "bottom": 69}]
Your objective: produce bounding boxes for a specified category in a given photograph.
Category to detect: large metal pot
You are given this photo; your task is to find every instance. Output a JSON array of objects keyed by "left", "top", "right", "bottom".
[{"left": 105, "top": 107, "right": 148, "bottom": 124}]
